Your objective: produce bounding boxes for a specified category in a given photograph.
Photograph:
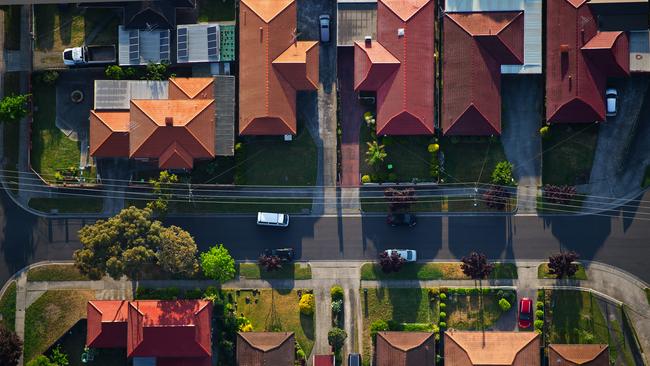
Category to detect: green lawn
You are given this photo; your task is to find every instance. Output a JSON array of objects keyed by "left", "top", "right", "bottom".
[
  {"left": 360, "top": 195, "right": 443, "bottom": 213},
  {"left": 0, "top": 282, "right": 16, "bottom": 331},
  {"left": 24, "top": 289, "right": 95, "bottom": 362},
  {"left": 238, "top": 263, "right": 312, "bottom": 280},
  {"left": 197, "top": 0, "right": 235, "bottom": 22},
  {"left": 3, "top": 71, "right": 22, "bottom": 171},
  {"left": 31, "top": 76, "right": 81, "bottom": 182},
  {"left": 28, "top": 197, "right": 104, "bottom": 214},
  {"left": 542, "top": 124, "right": 599, "bottom": 185},
  {"left": 439, "top": 137, "right": 508, "bottom": 184},
  {"left": 235, "top": 289, "right": 315, "bottom": 357},
  {"left": 237, "top": 127, "right": 317, "bottom": 186},
  {"left": 545, "top": 290, "right": 634, "bottom": 365},
  {"left": 537, "top": 263, "right": 587, "bottom": 280},
  {"left": 1, "top": 5, "right": 21, "bottom": 50},
  {"left": 446, "top": 291, "right": 505, "bottom": 330},
  {"left": 360, "top": 262, "right": 517, "bottom": 280},
  {"left": 34, "top": 5, "right": 117, "bottom": 51},
  {"left": 27, "top": 264, "right": 89, "bottom": 282},
  {"left": 126, "top": 197, "right": 312, "bottom": 214}
]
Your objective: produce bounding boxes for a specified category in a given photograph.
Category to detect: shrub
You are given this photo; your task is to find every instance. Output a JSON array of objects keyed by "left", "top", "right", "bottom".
[
  {"left": 457, "top": 288, "right": 466, "bottom": 295},
  {"left": 299, "top": 294, "right": 315, "bottom": 316},
  {"left": 428, "top": 288, "right": 439, "bottom": 297},
  {"left": 439, "top": 302, "right": 446, "bottom": 310},
  {"left": 535, "top": 310, "right": 544, "bottom": 319},
  {"left": 296, "top": 349, "right": 306, "bottom": 360},
  {"left": 439, "top": 321, "right": 447, "bottom": 329},
  {"left": 0, "top": 94, "right": 29, "bottom": 123},
  {"left": 534, "top": 319, "right": 544, "bottom": 330},
  {"left": 331, "top": 299, "right": 343, "bottom": 314},
  {"left": 498, "top": 298, "right": 511, "bottom": 312},
  {"left": 491, "top": 161, "right": 515, "bottom": 186},
  {"left": 327, "top": 327, "right": 347, "bottom": 350},
  {"left": 41, "top": 70, "right": 59, "bottom": 85},
  {"left": 439, "top": 312, "right": 446, "bottom": 319},
  {"left": 382, "top": 136, "right": 393, "bottom": 146},
  {"left": 439, "top": 293, "right": 447, "bottom": 301},
  {"left": 105, "top": 65, "right": 124, "bottom": 80},
  {"left": 468, "top": 288, "right": 478, "bottom": 295},
  {"left": 331, "top": 286, "right": 344, "bottom": 301},
  {"left": 370, "top": 320, "right": 389, "bottom": 341},
  {"left": 361, "top": 175, "right": 371, "bottom": 184},
  {"left": 536, "top": 301, "right": 544, "bottom": 310},
  {"left": 427, "top": 143, "right": 440, "bottom": 153},
  {"left": 481, "top": 288, "right": 490, "bottom": 294},
  {"left": 539, "top": 125, "right": 550, "bottom": 138}
]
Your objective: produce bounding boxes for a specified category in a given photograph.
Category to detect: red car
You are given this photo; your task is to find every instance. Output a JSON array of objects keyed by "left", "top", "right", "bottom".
[{"left": 518, "top": 297, "right": 533, "bottom": 328}]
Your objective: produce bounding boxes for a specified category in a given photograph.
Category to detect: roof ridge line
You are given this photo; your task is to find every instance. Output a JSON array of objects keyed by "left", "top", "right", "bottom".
[
  {"left": 170, "top": 78, "right": 213, "bottom": 99},
  {"left": 184, "top": 99, "right": 216, "bottom": 156},
  {"left": 128, "top": 101, "right": 159, "bottom": 158},
  {"left": 381, "top": 0, "right": 429, "bottom": 22},
  {"left": 495, "top": 11, "right": 524, "bottom": 64},
  {"left": 242, "top": 0, "right": 295, "bottom": 24}
]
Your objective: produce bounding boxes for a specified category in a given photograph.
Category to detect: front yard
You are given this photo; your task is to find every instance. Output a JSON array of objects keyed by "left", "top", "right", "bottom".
[
  {"left": 439, "top": 136, "right": 508, "bottom": 184},
  {"left": 27, "top": 264, "right": 89, "bottom": 282},
  {"left": 537, "top": 263, "right": 587, "bottom": 280},
  {"left": 0, "top": 282, "right": 16, "bottom": 331},
  {"left": 542, "top": 124, "right": 599, "bottom": 185}
]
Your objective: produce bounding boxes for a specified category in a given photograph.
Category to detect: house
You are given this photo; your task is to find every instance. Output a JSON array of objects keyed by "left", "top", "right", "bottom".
[
  {"left": 444, "top": 330, "right": 540, "bottom": 365},
  {"left": 236, "top": 332, "right": 295, "bottom": 366},
  {"left": 86, "top": 300, "right": 213, "bottom": 366},
  {"left": 442, "top": 11, "right": 524, "bottom": 135},
  {"left": 238, "top": 0, "right": 319, "bottom": 135},
  {"left": 545, "top": 0, "right": 630, "bottom": 124},
  {"left": 548, "top": 344, "right": 609, "bottom": 366},
  {"left": 375, "top": 331, "right": 436, "bottom": 366},
  {"left": 90, "top": 76, "right": 235, "bottom": 168},
  {"left": 353, "top": 0, "right": 435, "bottom": 135}
]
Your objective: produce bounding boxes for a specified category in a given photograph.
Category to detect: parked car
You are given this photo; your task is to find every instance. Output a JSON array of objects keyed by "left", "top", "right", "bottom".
[
  {"left": 348, "top": 353, "right": 361, "bottom": 366},
  {"left": 263, "top": 248, "right": 295, "bottom": 262},
  {"left": 383, "top": 249, "right": 417, "bottom": 262},
  {"left": 256, "top": 212, "right": 289, "bottom": 227},
  {"left": 606, "top": 88, "right": 618, "bottom": 117},
  {"left": 387, "top": 213, "right": 417, "bottom": 227},
  {"left": 518, "top": 297, "right": 533, "bottom": 328},
  {"left": 63, "top": 45, "right": 116, "bottom": 66},
  {"left": 319, "top": 15, "right": 330, "bottom": 43}
]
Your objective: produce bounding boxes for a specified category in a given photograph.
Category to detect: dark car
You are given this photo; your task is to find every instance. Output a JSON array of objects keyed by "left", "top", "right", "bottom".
[
  {"left": 518, "top": 297, "right": 533, "bottom": 328},
  {"left": 348, "top": 353, "right": 361, "bottom": 366},
  {"left": 263, "top": 248, "right": 295, "bottom": 262},
  {"left": 386, "top": 213, "right": 417, "bottom": 227}
]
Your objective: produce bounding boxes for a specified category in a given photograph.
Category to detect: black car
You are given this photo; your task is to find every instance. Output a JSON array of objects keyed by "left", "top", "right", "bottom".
[
  {"left": 386, "top": 213, "right": 417, "bottom": 227},
  {"left": 262, "top": 248, "right": 295, "bottom": 262}
]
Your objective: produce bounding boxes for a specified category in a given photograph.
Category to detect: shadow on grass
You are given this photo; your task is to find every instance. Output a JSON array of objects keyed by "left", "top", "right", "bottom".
[
  {"left": 58, "top": 6, "right": 73, "bottom": 46},
  {"left": 35, "top": 5, "right": 55, "bottom": 50},
  {"left": 300, "top": 313, "right": 315, "bottom": 341}
]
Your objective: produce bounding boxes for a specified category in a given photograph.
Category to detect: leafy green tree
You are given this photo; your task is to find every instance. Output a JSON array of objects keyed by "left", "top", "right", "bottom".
[
  {"left": 200, "top": 244, "right": 236, "bottom": 282},
  {"left": 25, "top": 356, "right": 53, "bottom": 366},
  {"left": 491, "top": 161, "right": 515, "bottom": 186},
  {"left": 327, "top": 327, "right": 347, "bottom": 351},
  {"left": 146, "top": 170, "right": 179, "bottom": 214},
  {"left": 157, "top": 225, "right": 199, "bottom": 276},
  {"left": 143, "top": 61, "right": 173, "bottom": 81},
  {"left": 365, "top": 141, "right": 387, "bottom": 167},
  {"left": 0, "top": 94, "right": 29, "bottom": 123},
  {"left": 0, "top": 325, "right": 22, "bottom": 366},
  {"left": 105, "top": 65, "right": 124, "bottom": 80},
  {"left": 49, "top": 345, "right": 69, "bottom": 366}
]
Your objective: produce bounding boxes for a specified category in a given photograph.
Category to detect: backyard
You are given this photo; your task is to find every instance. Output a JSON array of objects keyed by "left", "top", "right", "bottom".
[{"left": 542, "top": 124, "right": 599, "bottom": 185}]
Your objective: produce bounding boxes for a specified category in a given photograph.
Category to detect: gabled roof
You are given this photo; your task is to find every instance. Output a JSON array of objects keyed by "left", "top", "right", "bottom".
[
  {"left": 376, "top": 331, "right": 436, "bottom": 366},
  {"left": 353, "top": 40, "right": 400, "bottom": 91},
  {"left": 442, "top": 11, "right": 524, "bottom": 136},
  {"left": 89, "top": 111, "right": 130, "bottom": 157},
  {"left": 581, "top": 32, "right": 630, "bottom": 77},
  {"left": 444, "top": 331, "right": 540, "bottom": 365},
  {"left": 382, "top": 0, "right": 431, "bottom": 21},
  {"left": 549, "top": 344, "right": 609, "bottom": 366},
  {"left": 169, "top": 78, "right": 215, "bottom": 99},
  {"left": 273, "top": 41, "right": 320, "bottom": 90},
  {"left": 241, "top": 0, "right": 295, "bottom": 23},
  {"left": 86, "top": 301, "right": 129, "bottom": 349},
  {"left": 236, "top": 332, "right": 295, "bottom": 366}
]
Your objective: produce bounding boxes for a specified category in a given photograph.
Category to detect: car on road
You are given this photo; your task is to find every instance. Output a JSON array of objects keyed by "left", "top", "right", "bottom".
[
  {"left": 387, "top": 213, "right": 417, "bottom": 227},
  {"left": 319, "top": 15, "right": 330, "bottom": 43},
  {"left": 256, "top": 212, "right": 289, "bottom": 227},
  {"left": 263, "top": 248, "right": 295, "bottom": 262},
  {"left": 383, "top": 249, "right": 417, "bottom": 262},
  {"left": 606, "top": 88, "right": 618, "bottom": 117},
  {"left": 348, "top": 353, "right": 361, "bottom": 366},
  {"left": 518, "top": 297, "right": 533, "bottom": 328}
]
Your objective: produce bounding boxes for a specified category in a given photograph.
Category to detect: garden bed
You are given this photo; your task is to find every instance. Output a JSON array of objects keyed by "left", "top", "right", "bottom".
[
  {"left": 238, "top": 263, "right": 312, "bottom": 280},
  {"left": 28, "top": 197, "right": 104, "bottom": 214},
  {"left": 542, "top": 124, "right": 599, "bottom": 185},
  {"left": 537, "top": 263, "right": 587, "bottom": 280},
  {"left": 27, "top": 264, "right": 89, "bottom": 282},
  {"left": 360, "top": 262, "right": 517, "bottom": 280},
  {"left": 0, "top": 282, "right": 16, "bottom": 331}
]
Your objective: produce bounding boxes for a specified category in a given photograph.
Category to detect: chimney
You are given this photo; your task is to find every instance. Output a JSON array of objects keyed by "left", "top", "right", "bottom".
[
  {"left": 364, "top": 36, "right": 372, "bottom": 47},
  {"left": 165, "top": 117, "right": 173, "bottom": 126}
]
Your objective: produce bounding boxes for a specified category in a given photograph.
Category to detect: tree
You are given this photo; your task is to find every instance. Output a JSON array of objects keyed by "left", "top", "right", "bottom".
[
  {"left": 378, "top": 250, "right": 406, "bottom": 273},
  {"left": 0, "top": 325, "right": 22, "bottom": 366},
  {"left": 365, "top": 141, "right": 387, "bottom": 167},
  {"left": 491, "top": 161, "right": 515, "bottom": 186},
  {"left": 146, "top": 170, "right": 179, "bottom": 214},
  {"left": 0, "top": 94, "right": 29, "bottom": 123},
  {"left": 200, "top": 244, "right": 236, "bottom": 282},
  {"left": 460, "top": 252, "right": 494, "bottom": 280},
  {"left": 157, "top": 225, "right": 199, "bottom": 276},
  {"left": 143, "top": 61, "right": 173, "bottom": 81},
  {"left": 327, "top": 327, "right": 347, "bottom": 351},
  {"left": 384, "top": 187, "right": 416, "bottom": 213},
  {"left": 49, "top": 345, "right": 69, "bottom": 366},
  {"left": 548, "top": 251, "right": 580, "bottom": 278},
  {"left": 105, "top": 65, "right": 124, "bottom": 80},
  {"left": 25, "top": 356, "right": 53, "bottom": 366},
  {"left": 258, "top": 255, "right": 282, "bottom": 272},
  {"left": 482, "top": 185, "right": 510, "bottom": 210}
]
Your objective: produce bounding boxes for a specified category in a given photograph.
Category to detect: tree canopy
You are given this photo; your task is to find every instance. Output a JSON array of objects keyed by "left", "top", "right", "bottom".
[
  {"left": 200, "top": 244, "right": 236, "bottom": 282},
  {"left": 460, "top": 252, "right": 494, "bottom": 280},
  {"left": 0, "top": 325, "right": 22, "bottom": 366},
  {"left": 146, "top": 170, "right": 178, "bottom": 214},
  {"left": 0, "top": 94, "right": 29, "bottom": 123},
  {"left": 548, "top": 251, "right": 580, "bottom": 278}
]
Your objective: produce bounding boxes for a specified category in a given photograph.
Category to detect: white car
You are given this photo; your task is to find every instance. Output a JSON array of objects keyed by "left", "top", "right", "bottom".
[
  {"left": 383, "top": 249, "right": 417, "bottom": 262},
  {"left": 256, "top": 212, "right": 289, "bottom": 227},
  {"left": 319, "top": 15, "right": 330, "bottom": 43},
  {"left": 606, "top": 88, "right": 617, "bottom": 117}
]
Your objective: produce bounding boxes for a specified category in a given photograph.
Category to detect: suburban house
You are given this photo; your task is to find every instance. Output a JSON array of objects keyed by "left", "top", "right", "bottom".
[
  {"left": 86, "top": 300, "right": 213, "bottom": 366},
  {"left": 353, "top": 0, "right": 435, "bottom": 135},
  {"left": 236, "top": 332, "right": 295, "bottom": 366},
  {"left": 444, "top": 330, "right": 541, "bottom": 365},
  {"left": 375, "top": 331, "right": 436, "bottom": 366},
  {"left": 548, "top": 344, "right": 609, "bottom": 366},
  {"left": 238, "top": 0, "right": 319, "bottom": 135},
  {"left": 89, "top": 76, "right": 235, "bottom": 169},
  {"left": 545, "top": 0, "right": 630, "bottom": 124}
]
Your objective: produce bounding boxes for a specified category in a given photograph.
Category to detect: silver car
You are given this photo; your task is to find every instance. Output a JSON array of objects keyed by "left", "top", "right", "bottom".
[
  {"left": 319, "top": 15, "right": 330, "bottom": 43},
  {"left": 606, "top": 88, "right": 617, "bottom": 117},
  {"left": 383, "top": 249, "right": 417, "bottom": 262}
]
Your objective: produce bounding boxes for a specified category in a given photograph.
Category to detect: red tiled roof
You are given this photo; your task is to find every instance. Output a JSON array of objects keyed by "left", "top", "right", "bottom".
[
  {"left": 86, "top": 301, "right": 129, "bottom": 349},
  {"left": 236, "top": 332, "right": 295, "bottom": 366},
  {"left": 89, "top": 111, "right": 130, "bottom": 157},
  {"left": 444, "top": 331, "right": 540, "bottom": 365},
  {"left": 353, "top": 0, "right": 435, "bottom": 135},
  {"left": 546, "top": 0, "right": 629, "bottom": 124},
  {"left": 376, "top": 331, "right": 436, "bottom": 366},
  {"left": 239, "top": 0, "right": 319, "bottom": 135},
  {"left": 548, "top": 344, "right": 609, "bottom": 366},
  {"left": 442, "top": 11, "right": 524, "bottom": 136},
  {"left": 169, "top": 77, "right": 215, "bottom": 99}
]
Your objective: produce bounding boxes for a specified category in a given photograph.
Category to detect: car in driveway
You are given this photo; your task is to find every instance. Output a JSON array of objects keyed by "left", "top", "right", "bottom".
[
  {"left": 319, "top": 15, "right": 330, "bottom": 43},
  {"left": 518, "top": 297, "right": 533, "bottom": 328},
  {"left": 606, "top": 88, "right": 618, "bottom": 117},
  {"left": 383, "top": 249, "right": 417, "bottom": 262},
  {"left": 387, "top": 213, "right": 417, "bottom": 227},
  {"left": 263, "top": 248, "right": 295, "bottom": 262}
]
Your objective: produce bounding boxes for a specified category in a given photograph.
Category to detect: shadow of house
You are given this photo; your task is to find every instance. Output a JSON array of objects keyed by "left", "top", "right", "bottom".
[{"left": 79, "top": 0, "right": 196, "bottom": 30}]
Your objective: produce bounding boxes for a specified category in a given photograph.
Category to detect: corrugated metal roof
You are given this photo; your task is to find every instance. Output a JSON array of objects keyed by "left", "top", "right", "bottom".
[
  {"left": 118, "top": 25, "right": 170, "bottom": 66},
  {"left": 177, "top": 23, "right": 221, "bottom": 63},
  {"left": 337, "top": 3, "right": 377, "bottom": 47},
  {"left": 94, "top": 80, "right": 168, "bottom": 110},
  {"left": 214, "top": 76, "right": 235, "bottom": 156}
]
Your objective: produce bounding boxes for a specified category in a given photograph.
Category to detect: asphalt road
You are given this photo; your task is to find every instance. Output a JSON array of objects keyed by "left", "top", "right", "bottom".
[{"left": 0, "top": 188, "right": 649, "bottom": 286}]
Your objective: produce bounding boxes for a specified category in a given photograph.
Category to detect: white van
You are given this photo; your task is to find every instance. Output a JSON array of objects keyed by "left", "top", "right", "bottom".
[{"left": 257, "top": 212, "right": 290, "bottom": 227}]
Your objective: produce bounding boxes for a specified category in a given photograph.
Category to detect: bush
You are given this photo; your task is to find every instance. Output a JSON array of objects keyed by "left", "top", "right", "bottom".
[
  {"left": 361, "top": 175, "right": 371, "bottom": 184},
  {"left": 0, "top": 94, "right": 29, "bottom": 123},
  {"left": 428, "top": 288, "right": 439, "bottom": 297},
  {"left": 498, "top": 298, "right": 511, "bottom": 312},
  {"left": 439, "top": 321, "right": 447, "bottom": 329},
  {"left": 105, "top": 65, "right": 124, "bottom": 80},
  {"left": 331, "top": 299, "right": 342, "bottom": 314},
  {"left": 370, "top": 320, "right": 389, "bottom": 341},
  {"left": 299, "top": 294, "right": 315, "bottom": 316},
  {"left": 491, "top": 161, "right": 515, "bottom": 186},
  {"left": 457, "top": 288, "right": 466, "bottom": 295},
  {"left": 535, "top": 310, "right": 544, "bottom": 319},
  {"left": 481, "top": 288, "right": 490, "bottom": 294},
  {"left": 439, "top": 302, "right": 446, "bottom": 310},
  {"left": 327, "top": 327, "right": 347, "bottom": 351},
  {"left": 41, "top": 70, "right": 59, "bottom": 85},
  {"left": 331, "top": 286, "right": 344, "bottom": 301},
  {"left": 427, "top": 143, "right": 440, "bottom": 153},
  {"left": 536, "top": 301, "right": 544, "bottom": 310},
  {"left": 439, "top": 293, "right": 447, "bottom": 301},
  {"left": 439, "top": 312, "right": 446, "bottom": 319},
  {"left": 468, "top": 288, "right": 478, "bottom": 295},
  {"left": 539, "top": 125, "right": 550, "bottom": 138},
  {"left": 296, "top": 349, "right": 306, "bottom": 360},
  {"left": 534, "top": 319, "right": 544, "bottom": 330}
]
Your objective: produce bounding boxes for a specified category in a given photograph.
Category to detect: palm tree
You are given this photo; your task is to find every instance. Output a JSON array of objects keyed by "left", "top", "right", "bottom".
[{"left": 365, "top": 141, "right": 387, "bottom": 167}]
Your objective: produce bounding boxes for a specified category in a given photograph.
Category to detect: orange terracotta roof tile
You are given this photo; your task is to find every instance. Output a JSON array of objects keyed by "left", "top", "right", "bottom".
[
  {"left": 381, "top": 0, "right": 431, "bottom": 21},
  {"left": 549, "top": 344, "right": 609, "bottom": 365},
  {"left": 241, "top": 0, "right": 295, "bottom": 23},
  {"left": 444, "top": 331, "right": 540, "bottom": 365},
  {"left": 273, "top": 41, "right": 319, "bottom": 90},
  {"left": 169, "top": 77, "right": 214, "bottom": 99},
  {"left": 89, "top": 111, "right": 130, "bottom": 157}
]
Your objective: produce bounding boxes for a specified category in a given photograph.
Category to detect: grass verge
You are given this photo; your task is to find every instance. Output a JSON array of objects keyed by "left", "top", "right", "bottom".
[
  {"left": 238, "top": 263, "right": 312, "bottom": 280},
  {"left": 542, "top": 124, "right": 599, "bottom": 185},
  {"left": 24, "top": 289, "right": 94, "bottom": 362},
  {"left": 0, "top": 282, "right": 16, "bottom": 331},
  {"left": 27, "top": 264, "right": 89, "bottom": 282},
  {"left": 537, "top": 263, "right": 587, "bottom": 280},
  {"left": 126, "top": 197, "right": 312, "bottom": 214},
  {"left": 360, "top": 262, "right": 517, "bottom": 280},
  {"left": 28, "top": 197, "right": 103, "bottom": 213}
]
